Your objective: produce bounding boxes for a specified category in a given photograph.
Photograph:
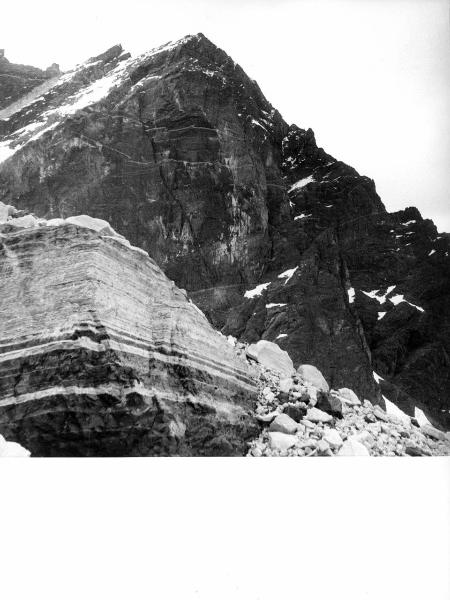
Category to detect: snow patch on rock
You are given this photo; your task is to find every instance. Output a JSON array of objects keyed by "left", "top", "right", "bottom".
[
  {"left": 278, "top": 267, "right": 298, "bottom": 285},
  {"left": 383, "top": 395, "right": 411, "bottom": 426},
  {"left": 288, "top": 175, "right": 315, "bottom": 193},
  {"left": 362, "top": 285, "right": 396, "bottom": 304},
  {"left": 244, "top": 282, "right": 270, "bottom": 299},
  {"left": 390, "top": 294, "right": 424, "bottom": 312},
  {"left": 373, "top": 371, "right": 384, "bottom": 384}
]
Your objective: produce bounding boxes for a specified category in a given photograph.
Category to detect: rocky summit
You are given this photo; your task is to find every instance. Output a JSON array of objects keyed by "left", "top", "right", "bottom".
[{"left": 0, "top": 34, "right": 449, "bottom": 455}]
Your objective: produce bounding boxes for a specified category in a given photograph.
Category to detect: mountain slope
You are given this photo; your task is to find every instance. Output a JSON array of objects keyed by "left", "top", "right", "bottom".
[
  {"left": 0, "top": 33, "right": 448, "bottom": 428},
  {"left": 0, "top": 51, "right": 60, "bottom": 111}
]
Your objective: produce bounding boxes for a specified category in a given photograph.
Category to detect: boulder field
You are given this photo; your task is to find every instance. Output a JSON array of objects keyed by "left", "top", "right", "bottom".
[{"left": 243, "top": 344, "right": 450, "bottom": 457}]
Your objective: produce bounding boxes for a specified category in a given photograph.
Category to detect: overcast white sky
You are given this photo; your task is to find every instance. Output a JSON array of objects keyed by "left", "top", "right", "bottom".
[{"left": 2, "top": 0, "right": 449, "bottom": 230}]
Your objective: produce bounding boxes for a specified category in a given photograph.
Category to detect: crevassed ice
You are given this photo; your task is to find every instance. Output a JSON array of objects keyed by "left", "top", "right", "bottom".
[
  {"left": 244, "top": 282, "right": 270, "bottom": 299},
  {"left": 288, "top": 175, "right": 315, "bottom": 193}
]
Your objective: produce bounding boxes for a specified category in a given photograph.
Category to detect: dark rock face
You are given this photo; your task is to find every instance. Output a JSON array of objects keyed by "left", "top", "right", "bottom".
[
  {"left": 0, "top": 215, "right": 258, "bottom": 456},
  {"left": 0, "top": 33, "right": 449, "bottom": 428},
  {"left": 0, "top": 52, "right": 59, "bottom": 110}
]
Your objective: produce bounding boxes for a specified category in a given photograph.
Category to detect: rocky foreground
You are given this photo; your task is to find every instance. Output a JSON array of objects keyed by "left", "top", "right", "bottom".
[{"left": 234, "top": 340, "right": 450, "bottom": 457}]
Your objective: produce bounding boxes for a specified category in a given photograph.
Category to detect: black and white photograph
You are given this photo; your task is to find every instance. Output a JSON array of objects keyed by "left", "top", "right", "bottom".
[{"left": 1, "top": 0, "right": 449, "bottom": 597}]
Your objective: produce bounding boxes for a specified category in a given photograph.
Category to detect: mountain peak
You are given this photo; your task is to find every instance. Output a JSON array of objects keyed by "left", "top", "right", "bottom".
[{"left": 1, "top": 35, "right": 449, "bottom": 438}]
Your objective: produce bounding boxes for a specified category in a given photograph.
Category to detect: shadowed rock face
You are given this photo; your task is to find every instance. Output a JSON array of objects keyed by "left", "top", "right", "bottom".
[
  {"left": 0, "top": 53, "right": 59, "bottom": 111},
  {"left": 0, "top": 219, "right": 257, "bottom": 456},
  {"left": 0, "top": 33, "right": 449, "bottom": 428}
]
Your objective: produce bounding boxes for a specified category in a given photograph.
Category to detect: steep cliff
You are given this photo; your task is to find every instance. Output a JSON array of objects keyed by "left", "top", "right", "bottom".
[
  {"left": 0, "top": 209, "right": 257, "bottom": 456},
  {"left": 0, "top": 33, "right": 448, "bottom": 428},
  {"left": 0, "top": 51, "right": 60, "bottom": 111}
]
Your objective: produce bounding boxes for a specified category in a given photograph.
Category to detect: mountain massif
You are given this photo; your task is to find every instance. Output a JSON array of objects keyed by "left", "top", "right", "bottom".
[{"left": 0, "top": 34, "right": 448, "bottom": 454}]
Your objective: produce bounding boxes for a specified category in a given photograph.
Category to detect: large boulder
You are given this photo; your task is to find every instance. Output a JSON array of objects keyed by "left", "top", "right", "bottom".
[
  {"left": 269, "top": 414, "right": 298, "bottom": 435},
  {"left": 306, "top": 407, "right": 333, "bottom": 423},
  {"left": 322, "top": 429, "right": 343, "bottom": 449},
  {"left": 268, "top": 432, "right": 297, "bottom": 452},
  {"left": 246, "top": 340, "right": 294, "bottom": 376},
  {"left": 296, "top": 365, "right": 329, "bottom": 392},
  {"left": 282, "top": 403, "right": 307, "bottom": 423},
  {"left": 420, "top": 425, "right": 447, "bottom": 442},
  {"left": 316, "top": 391, "right": 343, "bottom": 418},
  {"left": 337, "top": 439, "right": 370, "bottom": 457},
  {"left": 335, "top": 388, "right": 361, "bottom": 406}
]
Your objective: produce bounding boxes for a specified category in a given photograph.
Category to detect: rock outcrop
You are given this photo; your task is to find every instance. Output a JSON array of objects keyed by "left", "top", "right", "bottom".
[
  {"left": 0, "top": 207, "right": 257, "bottom": 456},
  {"left": 0, "top": 51, "right": 60, "bottom": 111},
  {"left": 0, "top": 33, "right": 449, "bottom": 429}
]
